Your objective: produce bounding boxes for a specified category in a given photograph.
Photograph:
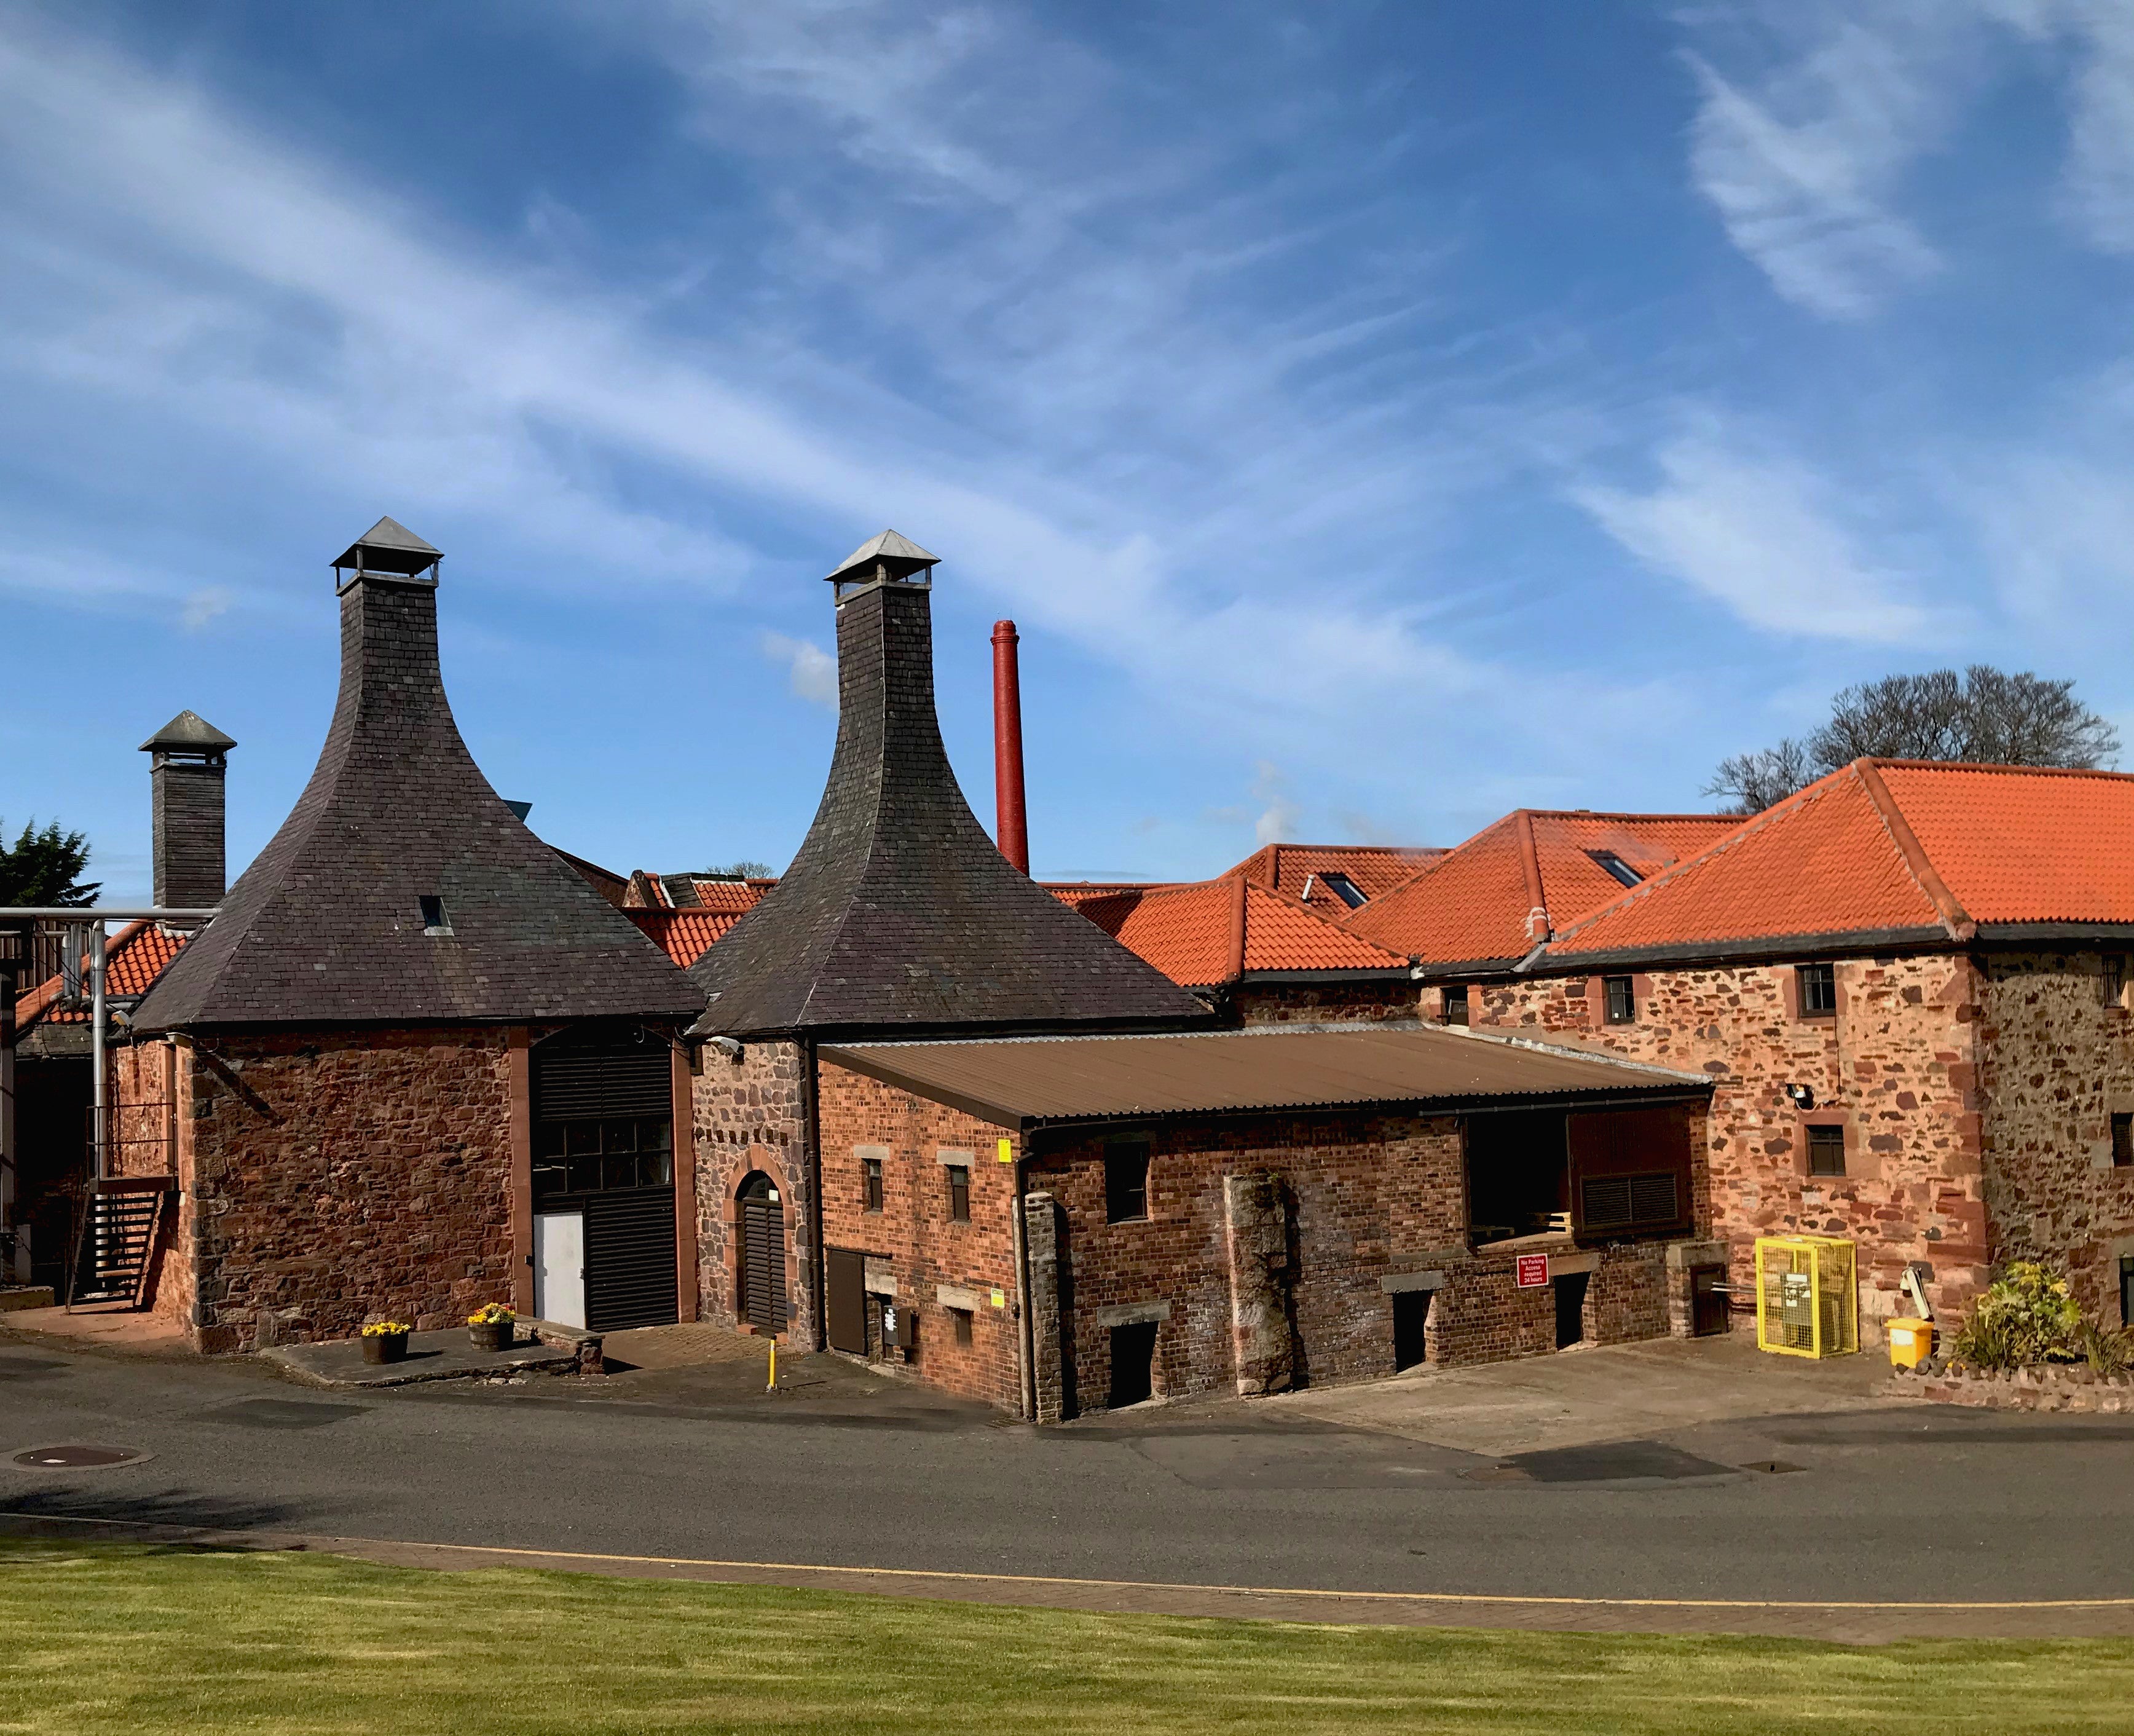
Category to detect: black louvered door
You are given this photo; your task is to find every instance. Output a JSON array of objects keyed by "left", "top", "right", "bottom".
[
  {"left": 741, "top": 1186, "right": 785, "bottom": 1334},
  {"left": 531, "top": 1028, "right": 678, "bottom": 1333}
]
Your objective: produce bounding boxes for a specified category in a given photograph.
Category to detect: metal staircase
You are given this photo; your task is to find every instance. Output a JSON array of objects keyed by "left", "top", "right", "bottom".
[{"left": 66, "top": 1180, "right": 170, "bottom": 1309}]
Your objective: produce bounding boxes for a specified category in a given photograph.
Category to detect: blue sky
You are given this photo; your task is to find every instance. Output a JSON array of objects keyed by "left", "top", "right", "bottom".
[{"left": 6, "top": 2, "right": 2134, "bottom": 901}]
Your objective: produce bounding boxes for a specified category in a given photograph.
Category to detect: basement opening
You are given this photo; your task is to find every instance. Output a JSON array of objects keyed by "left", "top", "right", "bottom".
[
  {"left": 1108, "top": 1320, "right": 1157, "bottom": 1409},
  {"left": 1392, "top": 1288, "right": 1432, "bottom": 1371},
  {"left": 1554, "top": 1271, "right": 1590, "bottom": 1349}
]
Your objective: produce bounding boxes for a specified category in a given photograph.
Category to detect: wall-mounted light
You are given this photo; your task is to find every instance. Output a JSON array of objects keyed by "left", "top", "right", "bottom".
[{"left": 1784, "top": 1083, "right": 1816, "bottom": 1110}]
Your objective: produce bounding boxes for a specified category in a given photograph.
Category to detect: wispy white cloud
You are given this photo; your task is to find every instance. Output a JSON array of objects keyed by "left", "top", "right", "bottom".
[
  {"left": 180, "top": 585, "right": 234, "bottom": 631},
  {"left": 1250, "top": 760, "right": 1299, "bottom": 846},
  {"left": 760, "top": 631, "right": 837, "bottom": 708},
  {"left": 1573, "top": 423, "right": 1946, "bottom": 644}
]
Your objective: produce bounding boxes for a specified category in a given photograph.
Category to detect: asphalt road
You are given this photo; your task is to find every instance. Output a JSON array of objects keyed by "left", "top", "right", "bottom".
[{"left": 4, "top": 1333, "right": 2133, "bottom": 1608}]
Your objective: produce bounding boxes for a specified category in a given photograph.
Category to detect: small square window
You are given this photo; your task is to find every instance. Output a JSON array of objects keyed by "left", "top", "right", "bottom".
[
  {"left": 862, "top": 1157, "right": 883, "bottom": 1213},
  {"left": 950, "top": 1306, "right": 974, "bottom": 1347},
  {"left": 1798, "top": 963, "right": 1837, "bottom": 1018},
  {"left": 947, "top": 1164, "right": 971, "bottom": 1223},
  {"left": 1806, "top": 1124, "right": 1846, "bottom": 1177},
  {"left": 2113, "top": 1113, "right": 2133, "bottom": 1169},
  {"left": 2105, "top": 956, "right": 2127, "bottom": 1009},
  {"left": 419, "top": 894, "right": 451, "bottom": 936},
  {"left": 1105, "top": 1141, "right": 1151, "bottom": 1223},
  {"left": 1441, "top": 983, "right": 1469, "bottom": 1027},
  {"left": 1604, "top": 975, "right": 1635, "bottom": 1024}
]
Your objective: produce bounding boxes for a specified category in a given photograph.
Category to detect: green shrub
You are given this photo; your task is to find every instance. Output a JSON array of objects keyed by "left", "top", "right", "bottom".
[
  {"left": 2078, "top": 1319, "right": 2134, "bottom": 1376},
  {"left": 1950, "top": 1260, "right": 2084, "bottom": 1369}
]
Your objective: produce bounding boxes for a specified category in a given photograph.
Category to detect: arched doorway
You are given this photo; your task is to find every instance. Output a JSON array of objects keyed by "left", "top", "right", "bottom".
[
  {"left": 736, "top": 1171, "right": 786, "bottom": 1336},
  {"left": 529, "top": 1024, "right": 678, "bottom": 1332}
]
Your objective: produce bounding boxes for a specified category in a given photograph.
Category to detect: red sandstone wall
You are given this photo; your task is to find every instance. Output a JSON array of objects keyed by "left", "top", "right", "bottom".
[
  {"left": 111, "top": 1040, "right": 193, "bottom": 1333},
  {"left": 1476, "top": 955, "right": 1987, "bottom": 1334},
  {"left": 1030, "top": 1111, "right": 1470, "bottom": 1408},
  {"left": 691, "top": 1040, "right": 811, "bottom": 1341},
  {"left": 817, "top": 1062, "right": 1022, "bottom": 1408},
  {"left": 1977, "top": 953, "right": 2134, "bottom": 1323},
  {"left": 1232, "top": 982, "right": 1421, "bottom": 1024},
  {"left": 179, "top": 1028, "right": 515, "bottom": 1352}
]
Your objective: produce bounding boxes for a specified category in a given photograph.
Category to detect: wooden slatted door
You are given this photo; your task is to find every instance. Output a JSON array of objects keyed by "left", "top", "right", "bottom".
[
  {"left": 825, "top": 1248, "right": 866, "bottom": 1353},
  {"left": 739, "top": 1173, "right": 786, "bottom": 1335}
]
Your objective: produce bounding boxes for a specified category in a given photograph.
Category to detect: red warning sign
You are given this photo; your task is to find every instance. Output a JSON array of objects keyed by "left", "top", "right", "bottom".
[{"left": 1514, "top": 1253, "right": 1551, "bottom": 1288}]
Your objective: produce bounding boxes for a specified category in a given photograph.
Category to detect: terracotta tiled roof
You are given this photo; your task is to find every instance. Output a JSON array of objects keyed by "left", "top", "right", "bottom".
[
  {"left": 15, "top": 922, "right": 191, "bottom": 1030},
  {"left": 1545, "top": 759, "right": 2134, "bottom": 961},
  {"left": 626, "top": 889, "right": 770, "bottom": 970},
  {"left": 1047, "top": 878, "right": 1409, "bottom": 989},
  {"left": 1222, "top": 843, "right": 1443, "bottom": 912},
  {"left": 1341, "top": 810, "right": 1740, "bottom": 968}
]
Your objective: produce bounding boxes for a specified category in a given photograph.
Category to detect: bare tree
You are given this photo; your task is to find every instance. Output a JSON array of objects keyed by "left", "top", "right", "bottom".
[{"left": 1706, "top": 666, "right": 2120, "bottom": 814}]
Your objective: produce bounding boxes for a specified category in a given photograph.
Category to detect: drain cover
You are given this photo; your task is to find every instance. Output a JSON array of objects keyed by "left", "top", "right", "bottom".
[
  {"left": 1462, "top": 1440, "right": 1735, "bottom": 1485},
  {"left": 1742, "top": 1459, "right": 1807, "bottom": 1475},
  {"left": 9, "top": 1444, "right": 151, "bottom": 1470}
]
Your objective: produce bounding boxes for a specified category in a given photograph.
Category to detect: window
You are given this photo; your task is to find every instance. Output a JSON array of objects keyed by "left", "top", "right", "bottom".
[
  {"left": 1806, "top": 1124, "right": 1846, "bottom": 1177},
  {"left": 1318, "top": 871, "right": 1368, "bottom": 909},
  {"left": 950, "top": 1306, "right": 974, "bottom": 1347},
  {"left": 946, "top": 1164, "right": 971, "bottom": 1223},
  {"left": 862, "top": 1156, "right": 883, "bottom": 1212},
  {"left": 1105, "top": 1140, "right": 1151, "bottom": 1223},
  {"left": 1604, "top": 975, "right": 1635, "bottom": 1024},
  {"left": 532, "top": 1116, "right": 673, "bottom": 1202},
  {"left": 1588, "top": 851, "right": 1643, "bottom": 888},
  {"left": 2114, "top": 1113, "right": 2133, "bottom": 1169},
  {"left": 419, "top": 894, "right": 451, "bottom": 936},
  {"left": 1441, "top": 983, "right": 1470, "bottom": 1027},
  {"left": 2106, "top": 956, "right": 2127, "bottom": 1009},
  {"left": 1798, "top": 962, "right": 1837, "bottom": 1018}
]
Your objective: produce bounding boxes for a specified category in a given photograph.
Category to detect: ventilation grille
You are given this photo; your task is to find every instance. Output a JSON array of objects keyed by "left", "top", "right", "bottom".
[
  {"left": 1580, "top": 1170, "right": 1680, "bottom": 1230},
  {"left": 534, "top": 1046, "right": 671, "bottom": 1121}
]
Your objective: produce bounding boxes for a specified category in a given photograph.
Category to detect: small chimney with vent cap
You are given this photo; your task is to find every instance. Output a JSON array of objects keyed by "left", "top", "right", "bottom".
[{"left": 140, "top": 710, "right": 235, "bottom": 912}]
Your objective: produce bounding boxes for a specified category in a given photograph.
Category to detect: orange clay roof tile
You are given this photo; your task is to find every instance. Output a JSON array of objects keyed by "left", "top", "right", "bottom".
[
  {"left": 1548, "top": 759, "right": 2134, "bottom": 958},
  {"left": 1045, "top": 878, "right": 1408, "bottom": 988},
  {"left": 1341, "top": 811, "right": 1740, "bottom": 966},
  {"left": 16, "top": 922, "right": 192, "bottom": 1028}
]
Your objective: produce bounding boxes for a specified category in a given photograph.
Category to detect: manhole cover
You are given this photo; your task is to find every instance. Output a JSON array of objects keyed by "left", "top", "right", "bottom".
[
  {"left": 1475, "top": 1441, "right": 1736, "bottom": 1485},
  {"left": 1460, "top": 1464, "right": 1534, "bottom": 1483},
  {"left": 1742, "top": 1459, "right": 1807, "bottom": 1475},
  {"left": 10, "top": 1444, "right": 152, "bottom": 1470}
]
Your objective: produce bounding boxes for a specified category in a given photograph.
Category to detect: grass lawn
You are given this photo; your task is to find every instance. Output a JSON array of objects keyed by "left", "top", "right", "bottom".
[{"left": 4, "top": 1540, "right": 2133, "bottom": 1734}]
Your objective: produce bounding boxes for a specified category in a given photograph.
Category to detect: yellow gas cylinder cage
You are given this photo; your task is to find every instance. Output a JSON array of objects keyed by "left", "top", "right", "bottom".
[{"left": 1755, "top": 1235, "right": 1859, "bottom": 1358}]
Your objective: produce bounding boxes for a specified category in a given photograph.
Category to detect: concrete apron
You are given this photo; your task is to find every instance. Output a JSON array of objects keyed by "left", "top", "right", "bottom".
[{"left": 1257, "top": 1333, "right": 1898, "bottom": 1458}]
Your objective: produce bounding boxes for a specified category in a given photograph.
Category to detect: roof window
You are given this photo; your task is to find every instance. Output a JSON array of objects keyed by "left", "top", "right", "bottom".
[
  {"left": 1588, "top": 851, "right": 1643, "bottom": 888},
  {"left": 1318, "top": 872, "right": 1368, "bottom": 909},
  {"left": 419, "top": 896, "right": 452, "bottom": 937}
]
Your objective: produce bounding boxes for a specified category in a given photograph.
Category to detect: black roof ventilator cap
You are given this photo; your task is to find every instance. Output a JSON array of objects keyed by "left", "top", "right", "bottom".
[
  {"left": 690, "top": 530, "right": 1209, "bottom": 1040},
  {"left": 133, "top": 518, "right": 705, "bottom": 1031}
]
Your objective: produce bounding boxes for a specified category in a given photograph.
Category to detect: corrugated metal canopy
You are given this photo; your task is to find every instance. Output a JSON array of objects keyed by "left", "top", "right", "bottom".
[{"left": 821, "top": 1022, "right": 1709, "bottom": 1130}]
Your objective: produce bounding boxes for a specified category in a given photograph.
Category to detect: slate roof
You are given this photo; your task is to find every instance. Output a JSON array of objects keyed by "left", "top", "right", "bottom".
[
  {"left": 1341, "top": 810, "right": 1741, "bottom": 971},
  {"left": 139, "top": 710, "right": 237, "bottom": 754},
  {"left": 1221, "top": 842, "right": 1443, "bottom": 910},
  {"left": 691, "top": 545, "right": 1208, "bottom": 1037},
  {"left": 134, "top": 529, "right": 705, "bottom": 1030},
  {"left": 1542, "top": 759, "right": 2134, "bottom": 965},
  {"left": 1046, "top": 877, "right": 1410, "bottom": 989}
]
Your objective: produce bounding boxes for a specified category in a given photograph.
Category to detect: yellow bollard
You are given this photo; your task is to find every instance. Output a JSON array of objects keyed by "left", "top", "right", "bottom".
[{"left": 767, "top": 1340, "right": 777, "bottom": 1392}]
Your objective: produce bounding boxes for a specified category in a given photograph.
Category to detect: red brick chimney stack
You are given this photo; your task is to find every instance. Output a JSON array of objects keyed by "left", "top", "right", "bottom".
[{"left": 991, "top": 619, "right": 1030, "bottom": 875}]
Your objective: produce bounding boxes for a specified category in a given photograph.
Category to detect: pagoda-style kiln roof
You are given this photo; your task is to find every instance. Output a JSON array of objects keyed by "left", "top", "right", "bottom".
[
  {"left": 135, "top": 522, "right": 705, "bottom": 1030},
  {"left": 691, "top": 535, "right": 1208, "bottom": 1038}
]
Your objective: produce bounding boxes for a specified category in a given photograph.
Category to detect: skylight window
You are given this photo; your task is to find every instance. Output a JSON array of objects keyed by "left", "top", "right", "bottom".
[
  {"left": 1318, "top": 871, "right": 1368, "bottom": 908},
  {"left": 419, "top": 895, "right": 452, "bottom": 936},
  {"left": 1588, "top": 851, "right": 1643, "bottom": 888}
]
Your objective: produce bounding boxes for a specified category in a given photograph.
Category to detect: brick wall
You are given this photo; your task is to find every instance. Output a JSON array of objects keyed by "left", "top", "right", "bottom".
[
  {"left": 690, "top": 1038, "right": 813, "bottom": 1341},
  {"left": 1474, "top": 954, "right": 1988, "bottom": 1335},
  {"left": 1976, "top": 953, "right": 2134, "bottom": 1323},
  {"left": 171, "top": 1027, "right": 516, "bottom": 1353},
  {"left": 816, "top": 1060, "right": 1022, "bottom": 1408}
]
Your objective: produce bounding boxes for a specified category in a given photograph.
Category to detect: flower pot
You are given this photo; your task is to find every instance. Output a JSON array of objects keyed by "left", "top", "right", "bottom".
[
  {"left": 363, "top": 1333, "right": 408, "bottom": 1365},
  {"left": 469, "top": 1320, "right": 513, "bottom": 1352}
]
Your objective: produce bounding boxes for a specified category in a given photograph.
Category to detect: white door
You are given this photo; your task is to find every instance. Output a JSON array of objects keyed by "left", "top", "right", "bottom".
[{"left": 535, "top": 1212, "right": 586, "bottom": 1328}]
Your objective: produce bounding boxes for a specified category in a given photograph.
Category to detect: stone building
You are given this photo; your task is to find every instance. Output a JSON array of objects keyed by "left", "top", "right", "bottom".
[
  {"left": 687, "top": 531, "right": 1720, "bottom": 1418},
  {"left": 124, "top": 518, "right": 704, "bottom": 1350},
  {"left": 1352, "top": 760, "right": 2134, "bottom": 1339}
]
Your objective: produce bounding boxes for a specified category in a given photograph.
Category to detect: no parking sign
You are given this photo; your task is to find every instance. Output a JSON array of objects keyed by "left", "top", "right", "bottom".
[{"left": 1514, "top": 1253, "right": 1551, "bottom": 1288}]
